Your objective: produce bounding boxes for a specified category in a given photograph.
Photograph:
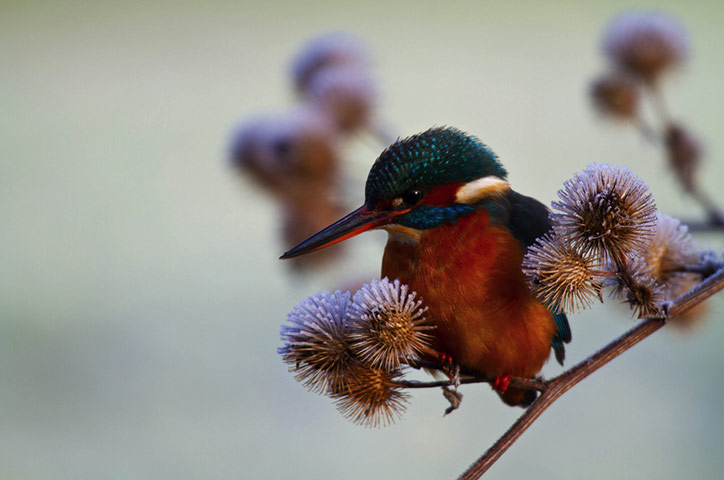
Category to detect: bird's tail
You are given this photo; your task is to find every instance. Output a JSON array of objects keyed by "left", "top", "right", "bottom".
[{"left": 497, "top": 386, "right": 537, "bottom": 407}]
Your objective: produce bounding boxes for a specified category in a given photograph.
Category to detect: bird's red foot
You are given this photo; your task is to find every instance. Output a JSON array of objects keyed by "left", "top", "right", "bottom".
[
  {"left": 438, "top": 352, "right": 454, "bottom": 366},
  {"left": 437, "top": 352, "right": 454, "bottom": 380},
  {"left": 436, "top": 352, "right": 460, "bottom": 386},
  {"left": 492, "top": 374, "right": 511, "bottom": 393}
]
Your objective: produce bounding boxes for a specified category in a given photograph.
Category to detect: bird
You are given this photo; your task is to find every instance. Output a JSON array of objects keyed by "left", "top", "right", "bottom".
[{"left": 281, "top": 127, "right": 571, "bottom": 406}]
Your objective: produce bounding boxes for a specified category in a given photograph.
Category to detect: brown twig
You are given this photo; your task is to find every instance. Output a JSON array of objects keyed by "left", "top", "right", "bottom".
[
  {"left": 458, "top": 266, "right": 724, "bottom": 480},
  {"left": 689, "top": 190, "right": 724, "bottom": 227},
  {"left": 647, "top": 85, "right": 673, "bottom": 126},
  {"left": 669, "top": 262, "right": 724, "bottom": 277},
  {"left": 393, "top": 376, "right": 548, "bottom": 393},
  {"left": 639, "top": 86, "right": 724, "bottom": 230},
  {"left": 634, "top": 117, "right": 661, "bottom": 145},
  {"left": 401, "top": 358, "right": 548, "bottom": 392},
  {"left": 679, "top": 219, "right": 724, "bottom": 232}
]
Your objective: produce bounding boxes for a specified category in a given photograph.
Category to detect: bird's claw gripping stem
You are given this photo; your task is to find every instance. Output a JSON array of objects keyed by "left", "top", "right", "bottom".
[
  {"left": 438, "top": 352, "right": 454, "bottom": 366},
  {"left": 492, "top": 374, "right": 512, "bottom": 393},
  {"left": 437, "top": 352, "right": 460, "bottom": 388}
]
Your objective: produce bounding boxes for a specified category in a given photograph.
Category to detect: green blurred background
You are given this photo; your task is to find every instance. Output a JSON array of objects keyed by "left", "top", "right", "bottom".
[{"left": 2, "top": 0, "right": 723, "bottom": 478}]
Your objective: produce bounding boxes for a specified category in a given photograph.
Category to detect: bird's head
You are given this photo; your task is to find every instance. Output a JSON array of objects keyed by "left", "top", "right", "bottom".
[{"left": 281, "top": 127, "right": 509, "bottom": 259}]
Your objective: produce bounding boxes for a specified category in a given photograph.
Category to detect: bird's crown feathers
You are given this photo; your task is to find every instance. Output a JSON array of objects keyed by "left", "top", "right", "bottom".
[{"left": 365, "top": 127, "right": 507, "bottom": 207}]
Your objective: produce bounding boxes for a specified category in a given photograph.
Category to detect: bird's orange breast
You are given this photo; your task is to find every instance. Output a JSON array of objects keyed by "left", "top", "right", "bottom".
[{"left": 382, "top": 209, "right": 556, "bottom": 379}]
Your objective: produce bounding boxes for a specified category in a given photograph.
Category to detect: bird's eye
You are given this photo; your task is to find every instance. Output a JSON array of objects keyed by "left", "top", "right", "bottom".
[{"left": 401, "top": 189, "right": 423, "bottom": 205}]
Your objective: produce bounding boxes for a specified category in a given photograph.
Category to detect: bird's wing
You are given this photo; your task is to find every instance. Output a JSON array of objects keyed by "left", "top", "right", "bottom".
[{"left": 507, "top": 190, "right": 572, "bottom": 365}]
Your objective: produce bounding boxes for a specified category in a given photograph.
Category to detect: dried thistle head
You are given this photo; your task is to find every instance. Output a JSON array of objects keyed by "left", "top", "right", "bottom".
[
  {"left": 607, "top": 255, "right": 665, "bottom": 318},
  {"left": 279, "top": 290, "right": 353, "bottom": 393},
  {"left": 664, "top": 123, "right": 703, "bottom": 193},
  {"left": 551, "top": 164, "right": 657, "bottom": 261},
  {"left": 331, "top": 364, "right": 408, "bottom": 428},
  {"left": 644, "top": 213, "right": 699, "bottom": 292},
  {"left": 348, "top": 277, "right": 432, "bottom": 370},
  {"left": 601, "top": 10, "right": 689, "bottom": 84},
  {"left": 644, "top": 214, "right": 709, "bottom": 327},
  {"left": 590, "top": 71, "right": 640, "bottom": 120},
  {"left": 522, "top": 233, "right": 603, "bottom": 314},
  {"left": 229, "top": 106, "right": 339, "bottom": 198},
  {"left": 290, "top": 32, "right": 369, "bottom": 95},
  {"left": 305, "top": 66, "right": 376, "bottom": 134}
]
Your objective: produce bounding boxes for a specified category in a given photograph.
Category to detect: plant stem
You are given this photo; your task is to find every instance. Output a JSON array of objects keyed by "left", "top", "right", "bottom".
[
  {"left": 690, "top": 190, "right": 724, "bottom": 227},
  {"left": 393, "top": 376, "right": 548, "bottom": 392},
  {"left": 648, "top": 85, "right": 672, "bottom": 126},
  {"left": 642, "top": 86, "right": 724, "bottom": 228},
  {"left": 681, "top": 219, "right": 724, "bottom": 232},
  {"left": 458, "top": 266, "right": 724, "bottom": 480}
]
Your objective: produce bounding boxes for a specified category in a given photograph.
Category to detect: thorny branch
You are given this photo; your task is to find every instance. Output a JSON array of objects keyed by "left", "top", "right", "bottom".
[
  {"left": 683, "top": 219, "right": 724, "bottom": 232},
  {"left": 646, "top": 85, "right": 724, "bottom": 229},
  {"left": 456, "top": 265, "right": 724, "bottom": 480},
  {"left": 393, "top": 372, "right": 548, "bottom": 393}
]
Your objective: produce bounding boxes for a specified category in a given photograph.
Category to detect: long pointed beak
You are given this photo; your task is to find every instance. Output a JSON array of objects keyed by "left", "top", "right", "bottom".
[{"left": 280, "top": 205, "right": 394, "bottom": 259}]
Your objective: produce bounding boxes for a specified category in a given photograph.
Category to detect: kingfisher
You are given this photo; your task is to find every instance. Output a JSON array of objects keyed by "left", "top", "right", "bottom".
[{"left": 281, "top": 127, "right": 571, "bottom": 406}]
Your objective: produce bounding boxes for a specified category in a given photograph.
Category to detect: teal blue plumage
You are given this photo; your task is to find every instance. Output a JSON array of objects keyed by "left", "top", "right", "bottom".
[
  {"left": 371, "top": 127, "right": 573, "bottom": 365},
  {"left": 282, "top": 127, "right": 574, "bottom": 406},
  {"left": 366, "top": 127, "right": 506, "bottom": 203}
]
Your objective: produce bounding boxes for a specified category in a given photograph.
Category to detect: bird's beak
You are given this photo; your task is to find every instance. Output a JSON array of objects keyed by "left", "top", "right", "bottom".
[{"left": 280, "top": 205, "right": 396, "bottom": 259}]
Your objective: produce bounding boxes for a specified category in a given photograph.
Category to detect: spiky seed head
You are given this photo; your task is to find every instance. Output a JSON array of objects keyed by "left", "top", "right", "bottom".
[
  {"left": 331, "top": 364, "right": 408, "bottom": 428},
  {"left": 590, "top": 71, "right": 640, "bottom": 120},
  {"left": 305, "top": 67, "right": 376, "bottom": 134},
  {"left": 551, "top": 164, "right": 657, "bottom": 261},
  {"left": 290, "top": 32, "right": 369, "bottom": 94},
  {"left": 643, "top": 213, "right": 709, "bottom": 326},
  {"left": 601, "top": 10, "right": 689, "bottom": 84},
  {"left": 228, "top": 107, "right": 338, "bottom": 197},
  {"left": 522, "top": 233, "right": 604, "bottom": 313},
  {"left": 279, "top": 290, "right": 353, "bottom": 393},
  {"left": 347, "top": 277, "right": 432, "bottom": 370},
  {"left": 664, "top": 123, "right": 703, "bottom": 193},
  {"left": 607, "top": 255, "right": 665, "bottom": 318},
  {"left": 644, "top": 213, "right": 699, "bottom": 292}
]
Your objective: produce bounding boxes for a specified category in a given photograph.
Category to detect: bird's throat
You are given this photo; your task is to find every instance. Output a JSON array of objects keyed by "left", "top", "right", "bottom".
[{"left": 383, "top": 224, "right": 422, "bottom": 244}]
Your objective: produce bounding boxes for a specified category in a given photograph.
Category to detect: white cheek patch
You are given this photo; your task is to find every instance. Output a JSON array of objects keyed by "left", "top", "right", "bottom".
[{"left": 455, "top": 176, "right": 510, "bottom": 204}]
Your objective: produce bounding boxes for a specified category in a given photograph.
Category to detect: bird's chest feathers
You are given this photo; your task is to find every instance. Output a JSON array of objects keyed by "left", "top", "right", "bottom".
[
  {"left": 382, "top": 210, "right": 554, "bottom": 376},
  {"left": 384, "top": 211, "right": 522, "bottom": 290}
]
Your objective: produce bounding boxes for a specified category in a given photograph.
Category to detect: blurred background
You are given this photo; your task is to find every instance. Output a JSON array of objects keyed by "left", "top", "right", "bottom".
[{"left": 2, "top": 0, "right": 723, "bottom": 478}]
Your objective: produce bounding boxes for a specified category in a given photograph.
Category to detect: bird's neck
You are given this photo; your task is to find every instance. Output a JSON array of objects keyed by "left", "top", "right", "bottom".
[
  {"left": 382, "top": 207, "right": 513, "bottom": 284},
  {"left": 383, "top": 224, "right": 423, "bottom": 244},
  {"left": 382, "top": 197, "right": 507, "bottom": 246}
]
